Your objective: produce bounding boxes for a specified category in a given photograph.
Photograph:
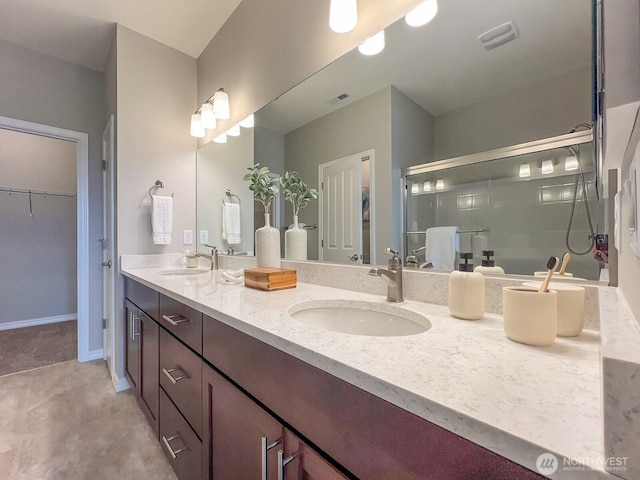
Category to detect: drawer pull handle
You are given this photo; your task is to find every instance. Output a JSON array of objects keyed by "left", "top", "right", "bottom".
[
  {"left": 277, "top": 450, "right": 296, "bottom": 480},
  {"left": 162, "top": 434, "right": 188, "bottom": 459},
  {"left": 162, "top": 367, "right": 189, "bottom": 384},
  {"left": 129, "top": 312, "right": 141, "bottom": 340},
  {"left": 261, "top": 436, "right": 282, "bottom": 480},
  {"left": 162, "top": 314, "right": 190, "bottom": 326}
]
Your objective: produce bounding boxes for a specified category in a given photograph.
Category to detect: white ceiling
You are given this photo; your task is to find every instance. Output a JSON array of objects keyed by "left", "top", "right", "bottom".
[
  {"left": 257, "top": 0, "right": 592, "bottom": 134},
  {"left": 0, "top": 0, "right": 242, "bottom": 71}
]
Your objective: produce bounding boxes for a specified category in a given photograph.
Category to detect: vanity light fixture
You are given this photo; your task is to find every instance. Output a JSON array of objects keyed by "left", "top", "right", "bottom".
[
  {"left": 565, "top": 154, "right": 579, "bottom": 171},
  {"left": 519, "top": 163, "right": 531, "bottom": 178},
  {"left": 329, "top": 0, "right": 358, "bottom": 33},
  {"left": 358, "top": 30, "right": 385, "bottom": 56},
  {"left": 213, "top": 133, "right": 228, "bottom": 144},
  {"left": 423, "top": 181, "right": 431, "bottom": 192},
  {"left": 239, "top": 114, "right": 255, "bottom": 128},
  {"left": 200, "top": 102, "right": 216, "bottom": 129},
  {"left": 227, "top": 124, "right": 241, "bottom": 137},
  {"left": 405, "top": 0, "right": 438, "bottom": 27},
  {"left": 213, "top": 88, "right": 230, "bottom": 120},
  {"left": 190, "top": 113, "right": 205, "bottom": 138},
  {"left": 435, "top": 178, "right": 444, "bottom": 190},
  {"left": 541, "top": 159, "right": 554, "bottom": 175},
  {"left": 411, "top": 183, "right": 420, "bottom": 194}
]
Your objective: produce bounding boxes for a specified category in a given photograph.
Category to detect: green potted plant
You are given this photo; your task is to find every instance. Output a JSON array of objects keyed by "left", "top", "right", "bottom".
[
  {"left": 280, "top": 171, "right": 318, "bottom": 260},
  {"left": 244, "top": 164, "right": 280, "bottom": 267}
]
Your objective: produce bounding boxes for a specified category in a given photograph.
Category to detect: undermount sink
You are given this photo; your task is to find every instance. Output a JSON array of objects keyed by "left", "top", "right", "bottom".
[
  {"left": 288, "top": 299, "right": 431, "bottom": 337},
  {"left": 157, "top": 268, "right": 209, "bottom": 276}
]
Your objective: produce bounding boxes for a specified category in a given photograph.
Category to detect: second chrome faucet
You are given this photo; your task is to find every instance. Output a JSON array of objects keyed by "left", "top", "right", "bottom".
[{"left": 368, "top": 248, "right": 404, "bottom": 302}]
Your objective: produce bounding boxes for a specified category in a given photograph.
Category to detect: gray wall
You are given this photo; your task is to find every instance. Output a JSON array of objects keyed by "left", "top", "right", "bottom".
[
  {"left": 0, "top": 38, "right": 105, "bottom": 350},
  {"left": 0, "top": 130, "right": 77, "bottom": 323},
  {"left": 433, "top": 66, "right": 592, "bottom": 160}
]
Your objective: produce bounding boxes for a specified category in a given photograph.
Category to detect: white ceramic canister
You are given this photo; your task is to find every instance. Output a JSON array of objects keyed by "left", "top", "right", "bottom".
[
  {"left": 502, "top": 287, "right": 557, "bottom": 346},
  {"left": 523, "top": 281, "right": 585, "bottom": 336}
]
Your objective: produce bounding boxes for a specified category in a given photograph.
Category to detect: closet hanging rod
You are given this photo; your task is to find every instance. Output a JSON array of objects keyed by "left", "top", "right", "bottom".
[{"left": 0, "top": 186, "right": 76, "bottom": 198}]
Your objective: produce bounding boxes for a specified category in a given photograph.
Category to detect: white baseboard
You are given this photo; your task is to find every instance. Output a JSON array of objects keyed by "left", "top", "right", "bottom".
[
  {"left": 111, "top": 372, "right": 131, "bottom": 392},
  {"left": 84, "top": 349, "right": 104, "bottom": 361},
  {"left": 0, "top": 313, "right": 77, "bottom": 331}
]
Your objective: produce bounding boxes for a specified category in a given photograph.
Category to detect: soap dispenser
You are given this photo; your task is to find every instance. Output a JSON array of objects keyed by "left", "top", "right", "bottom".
[
  {"left": 474, "top": 250, "right": 505, "bottom": 275},
  {"left": 449, "top": 252, "right": 485, "bottom": 320}
]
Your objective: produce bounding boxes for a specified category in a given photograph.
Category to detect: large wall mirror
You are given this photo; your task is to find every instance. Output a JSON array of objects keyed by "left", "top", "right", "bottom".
[{"left": 197, "top": 0, "right": 603, "bottom": 278}]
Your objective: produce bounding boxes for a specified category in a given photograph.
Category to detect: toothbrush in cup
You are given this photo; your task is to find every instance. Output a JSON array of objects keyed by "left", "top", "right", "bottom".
[
  {"left": 557, "top": 252, "right": 571, "bottom": 275},
  {"left": 538, "top": 257, "right": 559, "bottom": 293}
]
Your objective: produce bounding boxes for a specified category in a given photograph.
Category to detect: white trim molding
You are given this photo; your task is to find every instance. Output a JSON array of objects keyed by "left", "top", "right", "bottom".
[
  {"left": 86, "top": 349, "right": 104, "bottom": 361},
  {"left": 0, "top": 115, "right": 91, "bottom": 363},
  {"left": 111, "top": 373, "right": 131, "bottom": 393},
  {"left": 0, "top": 314, "right": 77, "bottom": 331}
]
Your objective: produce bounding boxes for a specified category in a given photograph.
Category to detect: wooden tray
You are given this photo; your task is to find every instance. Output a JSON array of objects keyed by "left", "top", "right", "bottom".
[{"left": 244, "top": 268, "right": 297, "bottom": 291}]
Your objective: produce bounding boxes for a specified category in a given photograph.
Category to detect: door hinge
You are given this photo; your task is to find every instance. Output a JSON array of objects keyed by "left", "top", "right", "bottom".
[
  {"left": 102, "top": 318, "right": 107, "bottom": 329},
  {"left": 321, "top": 239, "right": 324, "bottom": 247},
  {"left": 321, "top": 182, "right": 324, "bottom": 190},
  {"left": 102, "top": 160, "right": 107, "bottom": 171}
]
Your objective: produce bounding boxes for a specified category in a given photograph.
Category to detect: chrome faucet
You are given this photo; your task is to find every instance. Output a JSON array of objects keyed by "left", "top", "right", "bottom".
[
  {"left": 199, "top": 245, "right": 219, "bottom": 270},
  {"left": 368, "top": 248, "right": 404, "bottom": 302}
]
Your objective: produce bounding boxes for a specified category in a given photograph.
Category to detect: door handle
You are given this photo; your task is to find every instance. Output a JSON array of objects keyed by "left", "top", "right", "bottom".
[
  {"left": 102, "top": 260, "right": 112, "bottom": 268},
  {"left": 347, "top": 254, "right": 359, "bottom": 261},
  {"left": 261, "top": 436, "right": 282, "bottom": 480},
  {"left": 277, "top": 450, "right": 296, "bottom": 480},
  {"left": 162, "top": 434, "right": 188, "bottom": 459}
]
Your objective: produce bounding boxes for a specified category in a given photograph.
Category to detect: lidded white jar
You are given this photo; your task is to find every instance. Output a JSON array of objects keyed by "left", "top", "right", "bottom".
[{"left": 448, "top": 253, "right": 485, "bottom": 320}]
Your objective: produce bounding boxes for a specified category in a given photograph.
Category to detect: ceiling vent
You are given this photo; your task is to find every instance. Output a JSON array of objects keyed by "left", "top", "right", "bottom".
[
  {"left": 337, "top": 93, "right": 349, "bottom": 100},
  {"left": 478, "top": 21, "right": 518, "bottom": 50}
]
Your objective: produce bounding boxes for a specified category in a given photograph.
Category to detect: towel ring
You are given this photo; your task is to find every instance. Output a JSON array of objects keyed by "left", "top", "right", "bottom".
[
  {"left": 222, "top": 189, "right": 241, "bottom": 205},
  {"left": 149, "top": 180, "right": 173, "bottom": 199}
]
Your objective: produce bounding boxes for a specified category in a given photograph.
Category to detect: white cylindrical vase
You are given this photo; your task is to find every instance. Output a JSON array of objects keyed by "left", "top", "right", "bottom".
[
  {"left": 255, "top": 212, "right": 280, "bottom": 268},
  {"left": 285, "top": 215, "right": 307, "bottom": 260}
]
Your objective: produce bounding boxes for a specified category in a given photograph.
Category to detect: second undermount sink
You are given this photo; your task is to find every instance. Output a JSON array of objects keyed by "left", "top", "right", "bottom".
[
  {"left": 157, "top": 268, "right": 209, "bottom": 276},
  {"left": 288, "top": 299, "right": 431, "bottom": 337}
]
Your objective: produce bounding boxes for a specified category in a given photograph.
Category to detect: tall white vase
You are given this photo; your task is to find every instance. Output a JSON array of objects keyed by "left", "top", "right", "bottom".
[
  {"left": 285, "top": 215, "right": 307, "bottom": 260},
  {"left": 255, "top": 212, "right": 280, "bottom": 268}
]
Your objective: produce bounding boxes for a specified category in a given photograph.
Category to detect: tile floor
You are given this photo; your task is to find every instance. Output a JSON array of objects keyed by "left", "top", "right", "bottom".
[{"left": 0, "top": 360, "right": 177, "bottom": 480}]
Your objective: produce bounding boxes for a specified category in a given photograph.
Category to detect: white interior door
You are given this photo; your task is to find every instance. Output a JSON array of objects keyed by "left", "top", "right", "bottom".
[
  {"left": 102, "top": 115, "right": 115, "bottom": 372},
  {"left": 319, "top": 153, "right": 363, "bottom": 263}
]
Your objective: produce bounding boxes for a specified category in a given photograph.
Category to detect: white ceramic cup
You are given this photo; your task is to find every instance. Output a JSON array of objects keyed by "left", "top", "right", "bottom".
[{"left": 502, "top": 287, "right": 557, "bottom": 346}]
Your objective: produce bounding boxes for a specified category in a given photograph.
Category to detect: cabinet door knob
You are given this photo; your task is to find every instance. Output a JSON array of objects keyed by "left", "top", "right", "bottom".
[
  {"left": 162, "top": 434, "right": 188, "bottom": 459},
  {"left": 261, "top": 436, "right": 282, "bottom": 480},
  {"left": 278, "top": 449, "right": 296, "bottom": 480},
  {"left": 162, "top": 367, "right": 189, "bottom": 384}
]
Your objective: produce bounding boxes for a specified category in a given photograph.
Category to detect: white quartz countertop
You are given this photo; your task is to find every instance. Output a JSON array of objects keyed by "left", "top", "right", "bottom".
[{"left": 122, "top": 266, "right": 612, "bottom": 479}]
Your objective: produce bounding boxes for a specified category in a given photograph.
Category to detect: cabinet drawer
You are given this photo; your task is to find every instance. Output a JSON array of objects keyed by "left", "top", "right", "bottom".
[
  {"left": 160, "top": 328, "right": 202, "bottom": 438},
  {"left": 159, "top": 294, "right": 203, "bottom": 354},
  {"left": 159, "top": 389, "right": 202, "bottom": 480},
  {"left": 125, "top": 278, "right": 159, "bottom": 321}
]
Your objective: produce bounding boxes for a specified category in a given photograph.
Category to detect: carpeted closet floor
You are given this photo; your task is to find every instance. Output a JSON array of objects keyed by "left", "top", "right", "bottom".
[{"left": 0, "top": 320, "right": 77, "bottom": 376}]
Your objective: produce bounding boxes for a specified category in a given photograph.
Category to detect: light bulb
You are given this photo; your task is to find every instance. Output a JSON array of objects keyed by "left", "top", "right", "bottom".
[
  {"left": 200, "top": 103, "right": 216, "bottom": 129},
  {"left": 358, "top": 30, "right": 385, "bottom": 56},
  {"left": 519, "top": 163, "right": 531, "bottom": 178},
  {"left": 329, "top": 0, "right": 358, "bottom": 33},
  {"left": 213, "top": 89, "right": 230, "bottom": 120},
  {"left": 541, "top": 160, "right": 554, "bottom": 174},
  {"left": 239, "top": 114, "right": 255, "bottom": 128},
  {"left": 405, "top": 0, "right": 438, "bottom": 27},
  {"left": 190, "top": 113, "right": 205, "bottom": 138},
  {"left": 227, "top": 124, "right": 241, "bottom": 136},
  {"left": 565, "top": 155, "right": 579, "bottom": 171},
  {"left": 435, "top": 178, "right": 444, "bottom": 190},
  {"left": 411, "top": 183, "right": 419, "bottom": 194},
  {"left": 213, "top": 133, "right": 227, "bottom": 144},
  {"left": 423, "top": 181, "right": 431, "bottom": 192}
]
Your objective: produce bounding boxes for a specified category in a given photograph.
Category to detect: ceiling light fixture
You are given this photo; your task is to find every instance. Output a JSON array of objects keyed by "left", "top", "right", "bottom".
[
  {"left": 565, "top": 155, "right": 579, "bottom": 171},
  {"left": 423, "top": 181, "right": 431, "bottom": 192},
  {"left": 213, "top": 88, "right": 230, "bottom": 120},
  {"left": 405, "top": 0, "right": 438, "bottom": 27},
  {"left": 239, "top": 114, "right": 255, "bottom": 128},
  {"left": 190, "top": 113, "right": 205, "bottom": 138},
  {"left": 200, "top": 102, "right": 216, "bottom": 129},
  {"left": 358, "top": 30, "right": 385, "bottom": 55},
  {"left": 411, "top": 183, "right": 420, "bottom": 194},
  {"left": 227, "top": 124, "right": 241, "bottom": 137},
  {"left": 435, "top": 178, "right": 444, "bottom": 190},
  {"left": 519, "top": 163, "right": 531, "bottom": 178},
  {"left": 329, "top": 0, "right": 358, "bottom": 33},
  {"left": 541, "top": 160, "right": 554, "bottom": 174}
]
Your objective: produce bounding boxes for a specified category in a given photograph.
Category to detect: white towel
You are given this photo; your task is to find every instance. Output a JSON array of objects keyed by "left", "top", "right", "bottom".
[
  {"left": 425, "top": 226, "right": 459, "bottom": 270},
  {"left": 222, "top": 202, "right": 242, "bottom": 246},
  {"left": 151, "top": 195, "right": 173, "bottom": 245}
]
